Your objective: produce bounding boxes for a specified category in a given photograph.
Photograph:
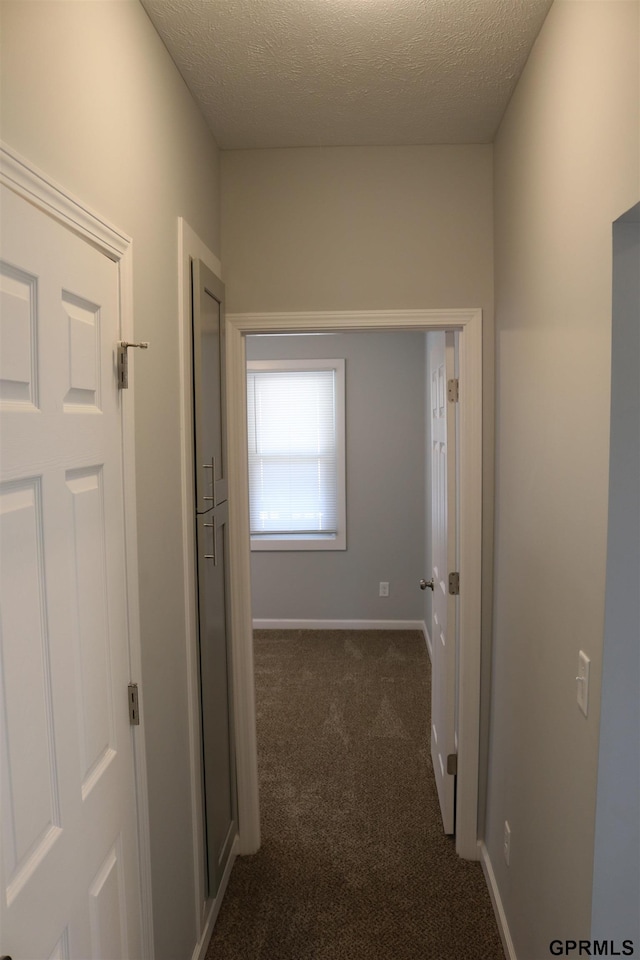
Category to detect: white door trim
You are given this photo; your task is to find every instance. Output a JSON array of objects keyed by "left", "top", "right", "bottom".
[
  {"left": 0, "top": 141, "right": 155, "bottom": 956},
  {"left": 226, "top": 308, "right": 482, "bottom": 860}
]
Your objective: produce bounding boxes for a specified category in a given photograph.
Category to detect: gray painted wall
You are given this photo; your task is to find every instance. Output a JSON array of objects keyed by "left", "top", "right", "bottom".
[
  {"left": 490, "top": 2, "right": 639, "bottom": 956},
  {"left": 247, "top": 332, "right": 427, "bottom": 622},
  {"left": 591, "top": 211, "right": 640, "bottom": 945},
  {"left": 0, "top": 4, "right": 221, "bottom": 957}
]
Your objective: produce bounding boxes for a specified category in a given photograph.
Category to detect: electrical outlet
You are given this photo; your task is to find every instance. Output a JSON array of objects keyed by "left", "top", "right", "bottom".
[
  {"left": 503, "top": 821, "right": 511, "bottom": 866},
  {"left": 577, "top": 650, "right": 590, "bottom": 717},
  {"left": 379, "top": 582, "right": 389, "bottom": 597}
]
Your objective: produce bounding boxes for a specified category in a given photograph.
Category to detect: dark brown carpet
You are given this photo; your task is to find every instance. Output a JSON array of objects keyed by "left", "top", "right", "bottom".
[{"left": 206, "top": 629, "right": 504, "bottom": 960}]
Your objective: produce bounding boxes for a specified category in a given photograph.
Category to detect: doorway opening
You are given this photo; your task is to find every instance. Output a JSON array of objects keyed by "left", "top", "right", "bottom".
[
  {"left": 244, "top": 327, "right": 458, "bottom": 836},
  {"left": 225, "top": 309, "right": 482, "bottom": 862}
]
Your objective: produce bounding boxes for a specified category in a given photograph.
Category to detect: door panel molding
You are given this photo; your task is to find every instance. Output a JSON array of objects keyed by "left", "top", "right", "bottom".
[
  {"left": 226, "top": 308, "right": 482, "bottom": 861},
  {"left": 0, "top": 142, "right": 153, "bottom": 956}
]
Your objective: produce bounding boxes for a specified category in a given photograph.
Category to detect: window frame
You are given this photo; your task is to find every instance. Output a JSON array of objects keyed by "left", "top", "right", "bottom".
[{"left": 246, "top": 357, "right": 346, "bottom": 551}]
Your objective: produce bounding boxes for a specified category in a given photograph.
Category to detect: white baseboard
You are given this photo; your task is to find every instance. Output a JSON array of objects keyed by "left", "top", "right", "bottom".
[
  {"left": 252, "top": 618, "right": 427, "bottom": 632},
  {"left": 191, "top": 836, "right": 239, "bottom": 960},
  {"left": 479, "top": 841, "right": 516, "bottom": 960}
]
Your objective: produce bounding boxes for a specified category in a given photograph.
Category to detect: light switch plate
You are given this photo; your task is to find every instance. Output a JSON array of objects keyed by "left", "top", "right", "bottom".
[{"left": 577, "top": 650, "right": 590, "bottom": 717}]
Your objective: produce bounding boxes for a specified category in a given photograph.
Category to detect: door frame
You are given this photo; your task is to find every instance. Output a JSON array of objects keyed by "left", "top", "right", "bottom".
[
  {"left": 177, "top": 221, "right": 239, "bottom": 959},
  {"left": 226, "top": 308, "right": 482, "bottom": 861},
  {"left": 0, "top": 142, "right": 154, "bottom": 956}
]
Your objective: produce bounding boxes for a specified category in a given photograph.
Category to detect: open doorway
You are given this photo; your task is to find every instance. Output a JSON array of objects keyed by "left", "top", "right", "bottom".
[
  {"left": 224, "top": 308, "right": 483, "bottom": 862},
  {"left": 243, "top": 328, "right": 459, "bottom": 838}
]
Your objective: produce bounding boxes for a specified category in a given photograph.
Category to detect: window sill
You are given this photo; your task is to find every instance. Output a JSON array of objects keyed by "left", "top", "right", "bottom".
[{"left": 250, "top": 533, "right": 346, "bottom": 552}]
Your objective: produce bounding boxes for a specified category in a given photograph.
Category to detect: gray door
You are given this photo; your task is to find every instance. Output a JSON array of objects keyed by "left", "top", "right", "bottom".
[{"left": 191, "top": 259, "right": 237, "bottom": 899}]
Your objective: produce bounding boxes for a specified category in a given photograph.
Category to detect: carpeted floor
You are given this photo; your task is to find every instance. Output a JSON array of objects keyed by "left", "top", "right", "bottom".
[{"left": 206, "top": 629, "right": 505, "bottom": 960}]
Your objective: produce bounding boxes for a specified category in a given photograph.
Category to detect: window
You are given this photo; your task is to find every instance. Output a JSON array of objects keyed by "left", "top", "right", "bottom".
[{"left": 246, "top": 358, "right": 346, "bottom": 550}]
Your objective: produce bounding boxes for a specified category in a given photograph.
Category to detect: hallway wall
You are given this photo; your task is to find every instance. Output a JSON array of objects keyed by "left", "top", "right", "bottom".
[
  {"left": 0, "top": 3, "right": 221, "bottom": 958},
  {"left": 489, "top": 2, "right": 639, "bottom": 956}
]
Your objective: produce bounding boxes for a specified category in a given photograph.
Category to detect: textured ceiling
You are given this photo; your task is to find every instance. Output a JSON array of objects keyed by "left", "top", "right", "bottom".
[{"left": 141, "top": 0, "right": 553, "bottom": 149}]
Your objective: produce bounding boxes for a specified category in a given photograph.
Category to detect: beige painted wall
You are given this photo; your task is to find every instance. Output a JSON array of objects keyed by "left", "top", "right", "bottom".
[
  {"left": 0, "top": 3, "right": 221, "bottom": 957},
  {"left": 489, "top": 2, "right": 639, "bottom": 956},
  {"left": 221, "top": 146, "right": 493, "bottom": 315}
]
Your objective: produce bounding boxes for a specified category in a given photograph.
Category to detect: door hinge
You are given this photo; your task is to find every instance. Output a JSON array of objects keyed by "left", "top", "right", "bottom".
[
  {"left": 447, "top": 378, "right": 459, "bottom": 402},
  {"left": 117, "top": 341, "right": 149, "bottom": 389},
  {"left": 447, "top": 753, "right": 458, "bottom": 776},
  {"left": 448, "top": 571, "right": 460, "bottom": 595},
  {"left": 128, "top": 683, "right": 140, "bottom": 725}
]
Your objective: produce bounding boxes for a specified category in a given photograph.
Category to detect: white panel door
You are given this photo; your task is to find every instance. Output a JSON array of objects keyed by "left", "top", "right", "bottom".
[
  {"left": 429, "top": 331, "right": 457, "bottom": 834},
  {"left": 0, "top": 185, "right": 143, "bottom": 959}
]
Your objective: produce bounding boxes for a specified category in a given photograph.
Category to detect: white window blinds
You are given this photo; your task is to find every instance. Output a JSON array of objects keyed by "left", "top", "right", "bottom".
[{"left": 246, "top": 360, "right": 345, "bottom": 546}]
